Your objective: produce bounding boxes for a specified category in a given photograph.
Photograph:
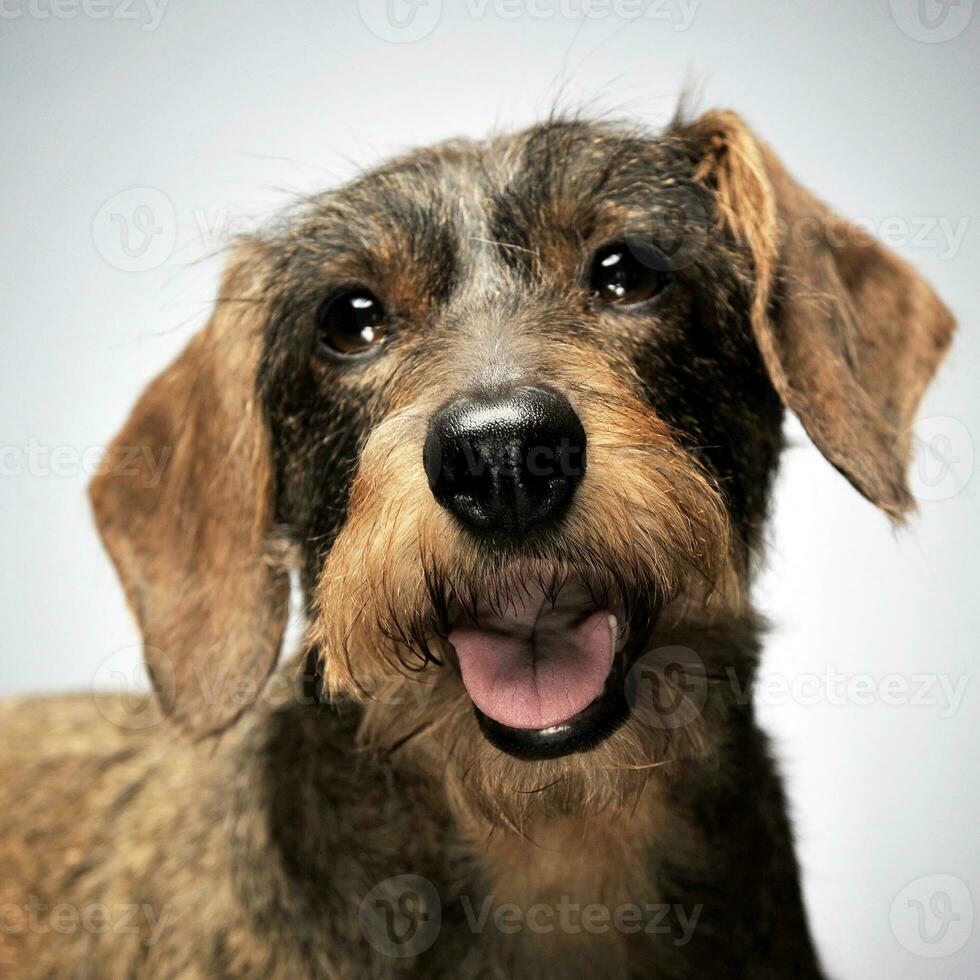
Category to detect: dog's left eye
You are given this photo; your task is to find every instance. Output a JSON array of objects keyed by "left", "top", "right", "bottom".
[
  {"left": 589, "top": 243, "right": 666, "bottom": 306},
  {"left": 315, "top": 289, "right": 388, "bottom": 358}
]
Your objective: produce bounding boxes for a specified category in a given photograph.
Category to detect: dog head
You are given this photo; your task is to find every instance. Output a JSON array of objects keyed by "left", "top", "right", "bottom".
[{"left": 90, "top": 110, "right": 953, "bottom": 825}]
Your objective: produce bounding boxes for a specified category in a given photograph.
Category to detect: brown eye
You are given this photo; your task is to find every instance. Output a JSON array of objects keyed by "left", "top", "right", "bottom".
[
  {"left": 315, "top": 289, "right": 387, "bottom": 357},
  {"left": 589, "top": 242, "right": 667, "bottom": 306}
]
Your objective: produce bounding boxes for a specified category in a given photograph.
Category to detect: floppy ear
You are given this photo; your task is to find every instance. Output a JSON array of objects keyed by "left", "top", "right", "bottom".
[
  {"left": 677, "top": 110, "right": 955, "bottom": 520},
  {"left": 89, "top": 246, "right": 290, "bottom": 737}
]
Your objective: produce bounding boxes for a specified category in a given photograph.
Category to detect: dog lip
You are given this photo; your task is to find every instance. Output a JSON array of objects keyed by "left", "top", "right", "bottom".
[{"left": 473, "top": 662, "right": 631, "bottom": 761}]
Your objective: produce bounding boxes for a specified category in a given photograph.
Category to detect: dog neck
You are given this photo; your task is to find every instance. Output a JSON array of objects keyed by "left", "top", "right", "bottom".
[
  {"left": 356, "top": 689, "right": 669, "bottom": 909},
  {"left": 460, "top": 786, "right": 667, "bottom": 902}
]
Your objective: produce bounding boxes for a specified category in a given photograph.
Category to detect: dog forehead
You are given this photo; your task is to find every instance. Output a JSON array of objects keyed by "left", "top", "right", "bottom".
[{"left": 314, "top": 119, "right": 682, "bottom": 248}]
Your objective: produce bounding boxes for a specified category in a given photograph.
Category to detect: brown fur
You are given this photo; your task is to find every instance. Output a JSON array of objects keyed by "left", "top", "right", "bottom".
[
  {"left": 88, "top": 247, "right": 291, "bottom": 736},
  {"left": 684, "top": 110, "right": 954, "bottom": 516},
  {"left": 0, "top": 109, "right": 955, "bottom": 978}
]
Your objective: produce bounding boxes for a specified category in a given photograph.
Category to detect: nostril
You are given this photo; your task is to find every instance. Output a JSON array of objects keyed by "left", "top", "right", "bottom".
[
  {"left": 421, "top": 424, "right": 447, "bottom": 493},
  {"left": 423, "top": 386, "right": 587, "bottom": 535}
]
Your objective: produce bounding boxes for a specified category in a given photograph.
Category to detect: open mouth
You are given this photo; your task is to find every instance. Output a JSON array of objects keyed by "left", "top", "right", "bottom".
[{"left": 446, "top": 579, "right": 636, "bottom": 759}]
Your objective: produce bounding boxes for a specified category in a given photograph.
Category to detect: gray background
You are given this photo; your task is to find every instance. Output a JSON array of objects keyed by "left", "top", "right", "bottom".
[{"left": 1, "top": 1, "right": 977, "bottom": 975}]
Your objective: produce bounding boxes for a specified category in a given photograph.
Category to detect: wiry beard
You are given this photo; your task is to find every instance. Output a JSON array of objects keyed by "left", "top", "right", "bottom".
[
  {"left": 352, "top": 610, "right": 761, "bottom": 834},
  {"left": 309, "top": 353, "right": 751, "bottom": 829}
]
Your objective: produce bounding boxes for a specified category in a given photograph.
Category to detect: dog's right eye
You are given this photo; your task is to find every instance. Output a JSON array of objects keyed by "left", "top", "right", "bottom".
[
  {"left": 589, "top": 242, "right": 667, "bottom": 307},
  {"left": 315, "top": 289, "right": 388, "bottom": 358}
]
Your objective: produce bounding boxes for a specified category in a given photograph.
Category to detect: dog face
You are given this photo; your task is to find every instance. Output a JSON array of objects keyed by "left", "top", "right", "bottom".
[
  {"left": 269, "top": 119, "right": 757, "bottom": 762},
  {"left": 90, "top": 111, "right": 953, "bottom": 824}
]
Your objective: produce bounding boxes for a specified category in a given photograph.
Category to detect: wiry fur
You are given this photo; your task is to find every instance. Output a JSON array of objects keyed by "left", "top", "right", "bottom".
[{"left": 0, "top": 109, "right": 955, "bottom": 978}]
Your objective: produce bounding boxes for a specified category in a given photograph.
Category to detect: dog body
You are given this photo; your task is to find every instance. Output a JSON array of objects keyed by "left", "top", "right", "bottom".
[
  {"left": 0, "top": 111, "right": 954, "bottom": 978},
  {"left": 0, "top": 666, "right": 809, "bottom": 978}
]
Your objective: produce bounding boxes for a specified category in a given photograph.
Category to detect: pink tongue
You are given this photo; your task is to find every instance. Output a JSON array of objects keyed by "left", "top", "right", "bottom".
[{"left": 449, "top": 583, "right": 615, "bottom": 730}]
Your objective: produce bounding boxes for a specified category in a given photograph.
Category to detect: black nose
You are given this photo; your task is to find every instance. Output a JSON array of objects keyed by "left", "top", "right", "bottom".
[{"left": 423, "top": 386, "right": 586, "bottom": 535}]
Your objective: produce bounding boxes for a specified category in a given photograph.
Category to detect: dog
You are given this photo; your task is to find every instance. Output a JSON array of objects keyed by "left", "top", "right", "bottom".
[{"left": 0, "top": 108, "right": 954, "bottom": 978}]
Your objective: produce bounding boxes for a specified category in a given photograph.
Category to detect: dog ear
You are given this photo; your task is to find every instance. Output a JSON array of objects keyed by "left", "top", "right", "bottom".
[
  {"left": 89, "top": 246, "right": 290, "bottom": 737},
  {"left": 677, "top": 110, "right": 955, "bottom": 520}
]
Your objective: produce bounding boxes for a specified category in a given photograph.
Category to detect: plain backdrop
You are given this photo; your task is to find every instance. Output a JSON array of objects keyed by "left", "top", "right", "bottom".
[{"left": 1, "top": 2, "right": 977, "bottom": 976}]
